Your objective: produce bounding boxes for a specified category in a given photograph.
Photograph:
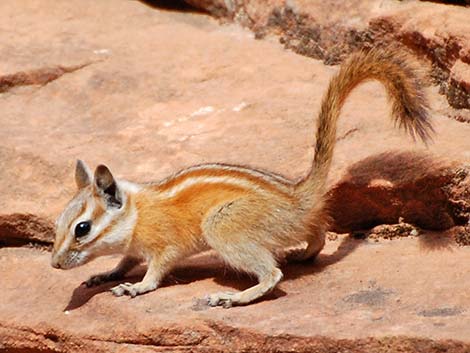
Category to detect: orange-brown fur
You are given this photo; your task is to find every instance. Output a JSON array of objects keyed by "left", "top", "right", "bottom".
[
  {"left": 51, "top": 48, "right": 433, "bottom": 307},
  {"left": 133, "top": 182, "right": 249, "bottom": 252}
]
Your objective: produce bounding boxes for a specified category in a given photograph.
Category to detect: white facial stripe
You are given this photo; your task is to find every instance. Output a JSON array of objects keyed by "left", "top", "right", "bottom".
[
  {"left": 55, "top": 232, "right": 74, "bottom": 262},
  {"left": 159, "top": 175, "right": 257, "bottom": 199},
  {"left": 93, "top": 203, "right": 137, "bottom": 251},
  {"left": 82, "top": 211, "right": 115, "bottom": 245}
]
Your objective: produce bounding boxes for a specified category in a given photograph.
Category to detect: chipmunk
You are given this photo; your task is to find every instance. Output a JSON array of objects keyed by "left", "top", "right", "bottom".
[{"left": 51, "top": 48, "right": 433, "bottom": 307}]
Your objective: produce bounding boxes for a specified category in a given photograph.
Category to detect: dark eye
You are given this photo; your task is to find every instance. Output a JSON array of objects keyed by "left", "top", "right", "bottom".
[{"left": 74, "top": 221, "right": 91, "bottom": 239}]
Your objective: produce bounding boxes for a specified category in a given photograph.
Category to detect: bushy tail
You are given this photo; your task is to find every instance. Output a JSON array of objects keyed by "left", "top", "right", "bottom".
[{"left": 296, "top": 48, "right": 434, "bottom": 202}]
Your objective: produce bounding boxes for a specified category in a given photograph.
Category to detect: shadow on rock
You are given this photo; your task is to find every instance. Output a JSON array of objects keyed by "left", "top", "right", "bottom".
[
  {"left": 65, "top": 256, "right": 247, "bottom": 311},
  {"left": 327, "top": 151, "right": 469, "bottom": 233},
  {"left": 418, "top": 229, "right": 456, "bottom": 252},
  {"left": 64, "top": 279, "right": 124, "bottom": 311},
  {"left": 65, "top": 237, "right": 361, "bottom": 311},
  {"left": 137, "top": 0, "right": 204, "bottom": 13},
  {"left": 282, "top": 235, "right": 363, "bottom": 281}
]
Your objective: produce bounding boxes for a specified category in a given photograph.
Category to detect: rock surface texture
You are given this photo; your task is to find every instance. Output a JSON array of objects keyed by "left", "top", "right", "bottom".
[
  {"left": 187, "top": 0, "right": 470, "bottom": 117},
  {"left": 0, "top": 0, "right": 469, "bottom": 352}
]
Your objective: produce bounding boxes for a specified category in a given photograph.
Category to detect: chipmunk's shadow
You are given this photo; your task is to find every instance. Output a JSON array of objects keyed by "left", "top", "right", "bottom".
[
  {"left": 65, "top": 236, "right": 361, "bottom": 311},
  {"left": 281, "top": 235, "right": 362, "bottom": 281},
  {"left": 64, "top": 257, "right": 270, "bottom": 311},
  {"left": 63, "top": 256, "right": 235, "bottom": 311},
  {"left": 137, "top": 0, "right": 203, "bottom": 13}
]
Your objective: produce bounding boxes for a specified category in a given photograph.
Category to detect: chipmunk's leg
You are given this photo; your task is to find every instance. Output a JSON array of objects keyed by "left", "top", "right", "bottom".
[
  {"left": 206, "top": 239, "right": 283, "bottom": 308},
  {"left": 285, "top": 212, "right": 327, "bottom": 262},
  {"left": 203, "top": 202, "right": 283, "bottom": 308},
  {"left": 111, "top": 249, "right": 177, "bottom": 298},
  {"left": 85, "top": 255, "right": 141, "bottom": 287},
  {"left": 285, "top": 231, "right": 325, "bottom": 263}
]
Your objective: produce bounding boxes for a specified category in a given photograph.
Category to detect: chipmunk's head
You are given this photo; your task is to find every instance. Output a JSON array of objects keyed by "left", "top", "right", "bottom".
[{"left": 51, "top": 160, "right": 138, "bottom": 270}]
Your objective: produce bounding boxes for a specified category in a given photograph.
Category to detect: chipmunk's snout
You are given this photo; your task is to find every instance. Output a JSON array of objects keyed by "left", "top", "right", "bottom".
[
  {"left": 51, "top": 257, "right": 62, "bottom": 269},
  {"left": 50, "top": 247, "right": 87, "bottom": 270},
  {"left": 51, "top": 249, "right": 65, "bottom": 269}
]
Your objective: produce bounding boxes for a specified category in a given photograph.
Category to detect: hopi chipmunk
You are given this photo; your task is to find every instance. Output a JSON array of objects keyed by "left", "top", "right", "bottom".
[{"left": 51, "top": 49, "right": 433, "bottom": 307}]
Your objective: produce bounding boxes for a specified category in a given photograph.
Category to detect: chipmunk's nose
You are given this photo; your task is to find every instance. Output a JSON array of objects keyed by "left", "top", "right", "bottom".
[{"left": 51, "top": 256, "right": 62, "bottom": 269}]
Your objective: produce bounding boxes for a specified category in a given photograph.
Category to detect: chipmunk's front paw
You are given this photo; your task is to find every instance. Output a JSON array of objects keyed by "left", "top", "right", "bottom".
[
  {"left": 85, "top": 272, "right": 121, "bottom": 287},
  {"left": 206, "top": 291, "right": 238, "bottom": 308},
  {"left": 111, "top": 282, "right": 157, "bottom": 298}
]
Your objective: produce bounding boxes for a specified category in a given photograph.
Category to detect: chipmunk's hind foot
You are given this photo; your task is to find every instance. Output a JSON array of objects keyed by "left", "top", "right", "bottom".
[
  {"left": 284, "top": 239, "right": 324, "bottom": 263},
  {"left": 284, "top": 220, "right": 326, "bottom": 263},
  {"left": 284, "top": 246, "right": 316, "bottom": 263},
  {"left": 206, "top": 268, "right": 283, "bottom": 308}
]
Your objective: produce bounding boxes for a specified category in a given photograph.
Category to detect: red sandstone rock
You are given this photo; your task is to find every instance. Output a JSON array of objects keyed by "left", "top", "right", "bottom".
[
  {"left": 1, "top": 239, "right": 470, "bottom": 352},
  {"left": 185, "top": 0, "right": 470, "bottom": 113},
  {"left": 327, "top": 152, "right": 470, "bottom": 232},
  {"left": 0, "top": 213, "right": 54, "bottom": 247}
]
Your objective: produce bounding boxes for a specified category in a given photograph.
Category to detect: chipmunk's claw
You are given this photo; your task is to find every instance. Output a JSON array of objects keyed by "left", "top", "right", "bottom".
[
  {"left": 206, "top": 292, "right": 237, "bottom": 308},
  {"left": 111, "top": 282, "right": 157, "bottom": 298},
  {"left": 85, "top": 272, "right": 122, "bottom": 287}
]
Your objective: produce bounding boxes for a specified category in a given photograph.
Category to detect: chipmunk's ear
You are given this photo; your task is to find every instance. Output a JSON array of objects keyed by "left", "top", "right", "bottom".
[
  {"left": 94, "top": 164, "right": 122, "bottom": 208},
  {"left": 75, "top": 160, "right": 92, "bottom": 189}
]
